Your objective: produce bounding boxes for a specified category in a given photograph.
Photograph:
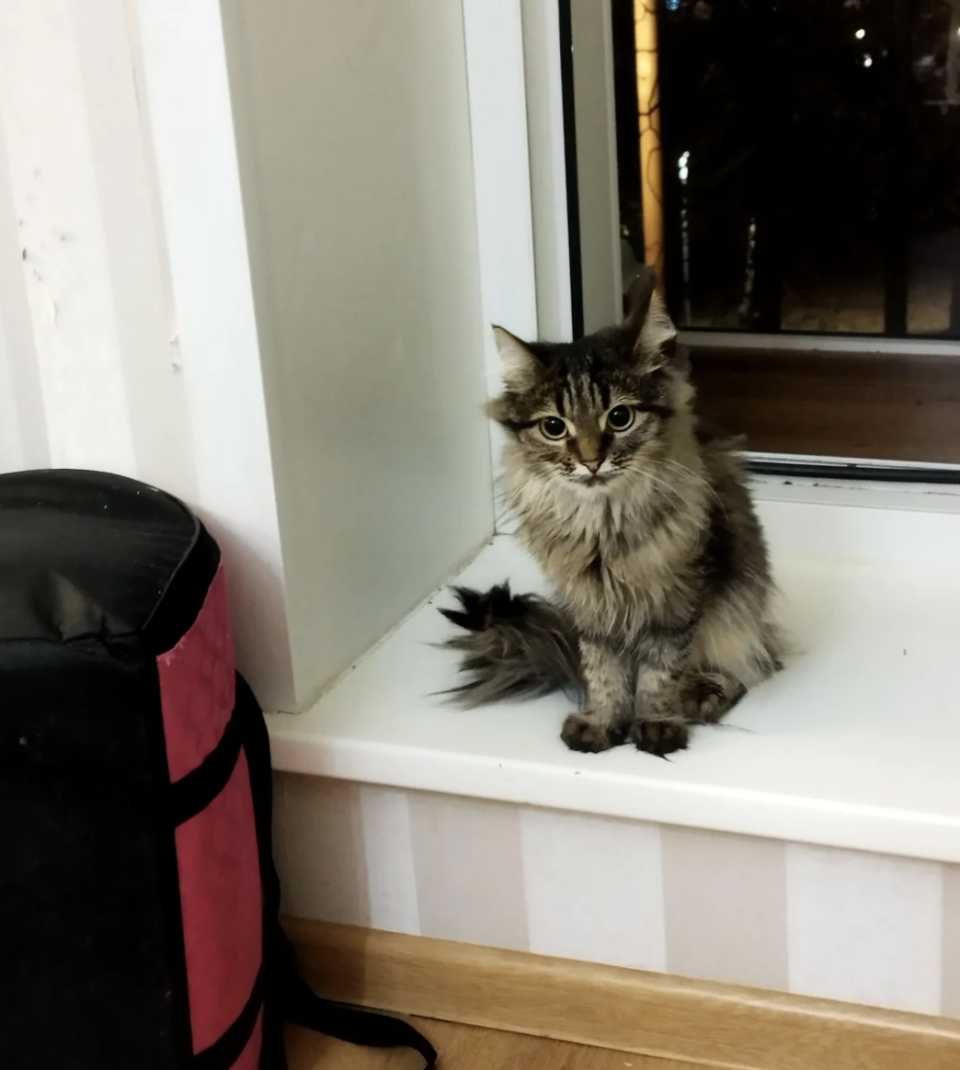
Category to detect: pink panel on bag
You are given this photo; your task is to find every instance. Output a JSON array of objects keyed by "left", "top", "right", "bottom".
[
  {"left": 157, "top": 563, "right": 235, "bottom": 782},
  {"left": 232, "top": 1010, "right": 263, "bottom": 1070},
  {"left": 176, "top": 753, "right": 263, "bottom": 1054}
]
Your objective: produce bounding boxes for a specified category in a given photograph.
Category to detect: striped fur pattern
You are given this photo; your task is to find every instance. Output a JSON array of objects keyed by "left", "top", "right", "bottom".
[{"left": 443, "top": 269, "right": 782, "bottom": 756}]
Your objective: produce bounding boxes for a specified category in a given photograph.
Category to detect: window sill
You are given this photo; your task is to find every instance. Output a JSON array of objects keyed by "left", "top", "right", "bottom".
[{"left": 267, "top": 494, "right": 960, "bottom": 865}]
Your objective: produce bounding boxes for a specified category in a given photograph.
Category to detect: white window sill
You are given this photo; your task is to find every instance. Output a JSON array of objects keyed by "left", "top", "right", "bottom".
[{"left": 267, "top": 490, "right": 960, "bottom": 865}]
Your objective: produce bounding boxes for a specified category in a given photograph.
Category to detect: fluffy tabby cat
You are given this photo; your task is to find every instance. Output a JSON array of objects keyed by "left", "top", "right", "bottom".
[{"left": 442, "top": 268, "right": 782, "bottom": 756}]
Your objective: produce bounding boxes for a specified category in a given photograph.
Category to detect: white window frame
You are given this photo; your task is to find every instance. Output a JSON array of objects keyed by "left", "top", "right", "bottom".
[{"left": 484, "top": 0, "right": 960, "bottom": 512}]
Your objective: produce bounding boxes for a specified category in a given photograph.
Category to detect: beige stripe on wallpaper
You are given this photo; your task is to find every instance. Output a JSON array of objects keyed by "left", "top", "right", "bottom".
[
  {"left": 661, "top": 827, "right": 789, "bottom": 991},
  {"left": 274, "top": 775, "right": 956, "bottom": 1020},
  {"left": 943, "top": 865, "right": 960, "bottom": 1019},
  {"left": 408, "top": 793, "right": 529, "bottom": 952},
  {"left": 276, "top": 778, "right": 371, "bottom": 927}
]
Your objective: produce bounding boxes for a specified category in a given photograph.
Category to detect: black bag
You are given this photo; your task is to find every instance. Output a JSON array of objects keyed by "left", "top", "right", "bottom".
[{"left": 0, "top": 469, "right": 436, "bottom": 1070}]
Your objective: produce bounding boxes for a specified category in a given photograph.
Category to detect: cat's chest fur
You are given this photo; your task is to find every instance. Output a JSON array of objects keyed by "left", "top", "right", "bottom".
[{"left": 513, "top": 481, "right": 705, "bottom": 634}]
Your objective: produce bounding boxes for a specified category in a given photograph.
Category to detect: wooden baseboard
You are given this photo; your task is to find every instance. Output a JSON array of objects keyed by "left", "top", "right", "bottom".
[{"left": 286, "top": 918, "right": 960, "bottom": 1070}]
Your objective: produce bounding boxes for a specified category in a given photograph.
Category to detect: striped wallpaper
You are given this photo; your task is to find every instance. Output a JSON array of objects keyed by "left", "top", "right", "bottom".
[{"left": 274, "top": 774, "right": 960, "bottom": 1019}]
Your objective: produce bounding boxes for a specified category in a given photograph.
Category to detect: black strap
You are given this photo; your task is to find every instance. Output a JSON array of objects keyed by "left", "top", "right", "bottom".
[
  {"left": 283, "top": 970, "right": 438, "bottom": 1067},
  {"left": 192, "top": 968, "right": 264, "bottom": 1070},
  {"left": 235, "top": 675, "right": 438, "bottom": 1069},
  {"left": 169, "top": 697, "right": 243, "bottom": 827}
]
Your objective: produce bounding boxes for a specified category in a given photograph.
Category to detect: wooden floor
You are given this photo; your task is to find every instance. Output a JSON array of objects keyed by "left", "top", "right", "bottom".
[
  {"left": 286, "top": 1020, "right": 698, "bottom": 1070},
  {"left": 690, "top": 348, "right": 960, "bottom": 464}
]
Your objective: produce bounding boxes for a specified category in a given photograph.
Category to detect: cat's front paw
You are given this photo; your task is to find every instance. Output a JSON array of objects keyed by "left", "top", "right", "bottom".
[
  {"left": 561, "top": 712, "right": 625, "bottom": 753},
  {"left": 632, "top": 718, "right": 689, "bottom": 757}
]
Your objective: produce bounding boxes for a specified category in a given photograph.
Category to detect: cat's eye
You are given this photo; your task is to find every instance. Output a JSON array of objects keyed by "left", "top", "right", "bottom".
[
  {"left": 540, "top": 416, "right": 568, "bottom": 440},
  {"left": 606, "top": 405, "right": 635, "bottom": 432}
]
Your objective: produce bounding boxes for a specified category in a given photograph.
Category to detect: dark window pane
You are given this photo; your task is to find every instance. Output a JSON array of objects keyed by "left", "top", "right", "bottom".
[{"left": 641, "top": 0, "right": 960, "bottom": 338}]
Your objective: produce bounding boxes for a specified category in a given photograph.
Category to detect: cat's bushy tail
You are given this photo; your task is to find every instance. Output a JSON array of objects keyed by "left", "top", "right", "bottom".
[{"left": 439, "top": 583, "right": 582, "bottom": 706}]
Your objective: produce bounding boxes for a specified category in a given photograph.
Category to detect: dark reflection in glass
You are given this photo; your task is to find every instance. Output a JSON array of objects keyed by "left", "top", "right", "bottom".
[{"left": 618, "top": 0, "right": 960, "bottom": 337}]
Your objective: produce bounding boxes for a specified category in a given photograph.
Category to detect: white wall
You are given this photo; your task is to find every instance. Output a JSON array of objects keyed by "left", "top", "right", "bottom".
[
  {"left": 0, "top": 0, "right": 204, "bottom": 492},
  {"left": 0, "top": 0, "right": 298, "bottom": 708},
  {"left": 0, "top": 115, "right": 49, "bottom": 473},
  {"left": 135, "top": 0, "right": 298, "bottom": 708},
  {"left": 0, "top": 0, "right": 495, "bottom": 713},
  {"left": 0, "top": 0, "right": 149, "bottom": 477},
  {"left": 219, "top": 0, "right": 494, "bottom": 708}
]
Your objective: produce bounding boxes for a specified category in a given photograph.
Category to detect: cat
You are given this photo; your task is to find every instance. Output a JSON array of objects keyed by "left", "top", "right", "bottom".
[{"left": 441, "top": 267, "right": 782, "bottom": 757}]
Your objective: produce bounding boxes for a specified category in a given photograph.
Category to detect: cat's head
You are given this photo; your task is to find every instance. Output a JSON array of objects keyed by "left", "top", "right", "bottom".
[{"left": 488, "top": 269, "right": 690, "bottom": 491}]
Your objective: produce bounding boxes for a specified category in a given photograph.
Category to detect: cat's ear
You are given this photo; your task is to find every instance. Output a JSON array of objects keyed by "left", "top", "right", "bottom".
[
  {"left": 623, "top": 267, "right": 658, "bottom": 338},
  {"left": 493, "top": 326, "right": 544, "bottom": 390},
  {"left": 622, "top": 267, "right": 679, "bottom": 370}
]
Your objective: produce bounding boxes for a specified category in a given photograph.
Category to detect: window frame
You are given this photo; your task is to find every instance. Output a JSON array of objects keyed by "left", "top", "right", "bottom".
[{"left": 533, "top": 0, "right": 960, "bottom": 484}]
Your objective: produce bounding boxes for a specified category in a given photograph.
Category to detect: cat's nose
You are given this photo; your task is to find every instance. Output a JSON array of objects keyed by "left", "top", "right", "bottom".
[{"left": 582, "top": 458, "right": 602, "bottom": 473}]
